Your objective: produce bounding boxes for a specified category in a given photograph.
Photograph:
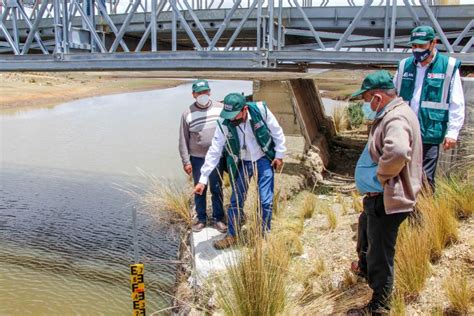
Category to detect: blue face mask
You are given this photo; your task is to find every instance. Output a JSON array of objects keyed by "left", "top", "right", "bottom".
[
  {"left": 413, "top": 48, "right": 431, "bottom": 63},
  {"left": 362, "top": 97, "right": 376, "bottom": 121}
]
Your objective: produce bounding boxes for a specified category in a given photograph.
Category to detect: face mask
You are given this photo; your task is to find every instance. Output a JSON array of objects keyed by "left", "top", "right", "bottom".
[
  {"left": 196, "top": 94, "right": 210, "bottom": 106},
  {"left": 412, "top": 47, "right": 431, "bottom": 63},
  {"left": 362, "top": 100, "right": 376, "bottom": 121},
  {"left": 361, "top": 96, "right": 382, "bottom": 121}
]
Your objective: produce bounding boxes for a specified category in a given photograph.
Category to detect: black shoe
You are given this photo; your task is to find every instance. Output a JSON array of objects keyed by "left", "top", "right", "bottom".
[{"left": 347, "top": 303, "right": 388, "bottom": 316}]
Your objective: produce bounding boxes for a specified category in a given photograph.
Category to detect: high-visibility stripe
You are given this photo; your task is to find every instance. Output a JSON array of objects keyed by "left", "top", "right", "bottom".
[
  {"left": 396, "top": 58, "right": 407, "bottom": 93},
  {"left": 420, "top": 101, "right": 449, "bottom": 110},
  {"left": 441, "top": 56, "right": 456, "bottom": 106}
]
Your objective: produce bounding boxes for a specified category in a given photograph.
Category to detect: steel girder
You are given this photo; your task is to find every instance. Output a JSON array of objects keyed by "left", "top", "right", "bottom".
[{"left": 0, "top": 0, "right": 473, "bottom": 71}]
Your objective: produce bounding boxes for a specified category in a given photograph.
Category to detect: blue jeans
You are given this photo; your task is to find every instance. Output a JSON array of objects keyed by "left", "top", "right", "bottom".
[
  {"left": 190, "top": 156, "right": 225, "bottom": 223},
  {"left": 227, "top": 157, "right": 274, "bottom": 237}
]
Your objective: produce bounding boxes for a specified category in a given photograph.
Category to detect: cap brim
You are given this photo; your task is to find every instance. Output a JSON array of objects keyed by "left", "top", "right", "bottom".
[
  {"left": 220, "top": 110, "right": 240, "bottom": 120},
  {"left": 350, "top": 88, "right": 368, "bottom": 98},
  {"left": 193, "top": 87, "right": 210, "bottom": 93},
  {"left": 408, "top": 39, "right": 431, "bottom": 45}
]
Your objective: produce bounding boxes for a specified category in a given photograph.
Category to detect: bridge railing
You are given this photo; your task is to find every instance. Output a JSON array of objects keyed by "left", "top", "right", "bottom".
[{"left": 0, "top": 0, "right": 473, "bottom": 70}]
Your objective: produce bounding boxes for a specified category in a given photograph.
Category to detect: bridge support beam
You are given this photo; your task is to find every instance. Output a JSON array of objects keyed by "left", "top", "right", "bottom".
[{"left": 252, "top": 78, "right": 335, "bottom": 167}]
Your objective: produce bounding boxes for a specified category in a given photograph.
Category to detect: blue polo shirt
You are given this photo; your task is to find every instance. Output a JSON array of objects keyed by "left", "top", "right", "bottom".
[
  {"left": 355, "top": 108, "right": 386, "bottom": 194},
  {"left": 355, "top": 144, "right": 384, "bottom": 194}
]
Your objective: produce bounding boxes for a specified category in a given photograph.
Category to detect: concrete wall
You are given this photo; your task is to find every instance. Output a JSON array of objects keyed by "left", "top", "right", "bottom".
[
  {"left": 253, "top": 80, "right": 302, "bottom": 136},
  {"left": 252, "top": 79, "right": 335, "bottom": 167}
]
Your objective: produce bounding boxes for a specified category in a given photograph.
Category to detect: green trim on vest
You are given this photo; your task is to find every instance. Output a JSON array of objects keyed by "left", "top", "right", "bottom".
[
  {"left": 397, "top": 53, "right": 461, "bottom": 144},
  {"left": 219, "top": 102, "right": 276, "bottom": 181}
]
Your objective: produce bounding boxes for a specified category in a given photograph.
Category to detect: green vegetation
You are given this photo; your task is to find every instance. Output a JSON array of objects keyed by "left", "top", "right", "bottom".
[{"left": 346, "top": 102, "right": 364, "bottom": 129}]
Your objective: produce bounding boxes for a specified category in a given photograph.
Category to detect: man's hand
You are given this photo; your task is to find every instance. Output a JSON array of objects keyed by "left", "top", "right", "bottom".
[
  {"left": 271, "top": 158, "right": 283, "bottom": 171},
  {"left": 193, "top": 183, "right": 206, "bottom": 195},
  {"left": 183, "top": 164, "right": 192, "bottom": 175},
  {"left": 443, "top": 137, "right": 457, "bottom": 151}
]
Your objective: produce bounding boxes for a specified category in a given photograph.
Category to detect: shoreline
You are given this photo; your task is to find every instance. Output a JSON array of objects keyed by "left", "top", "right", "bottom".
[{"left": 0, "top": 72, "right": 187, "bottom": 113}]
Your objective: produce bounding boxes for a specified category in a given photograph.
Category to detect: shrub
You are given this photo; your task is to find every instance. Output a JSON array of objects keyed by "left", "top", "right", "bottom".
[
  {"left": 346, "top": 102, "right": 364, "bottom": 129},
  {"left": 436, "top": 175, "right": 474, "bottom": 219}
]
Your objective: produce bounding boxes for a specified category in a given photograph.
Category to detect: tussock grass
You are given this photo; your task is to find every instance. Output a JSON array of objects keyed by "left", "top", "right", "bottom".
[
  {"left": 273, "top": 182, "right": 286, "bottom": 217},
  {"left": 436, "top": 175, "right": 474, "bottom": 219},
  {"left": 283, "top": 231, "right": 304, "bottom": 256},
  {"left": 416, "top": 189, "right": 459, "bottom": 261},
  {"left": 325, "top": 207, "right": 338, "bottom": 231},
  {"left": 445, "top": 272, "right": 473, "bottom": 315},
  {"left": 389, "top": 291, "right": 406, "bottom": 316},
  {"left": 333, "top": 106, "right": 348, "bottom": 133},
  {"left": 215, "top": 177, "right": 291, "bottom": 316},
  {"left": 351, "top": 191, "right": 364, "bottom": 213},
  {"left": 394, "top": 222, "right": 431, "bottom": 300},
  {"left": 133, "top": 176, "right": 192, "bottom": 227},
  {"left": 300, "top": 194, "right": 317, "bottom": 219}
]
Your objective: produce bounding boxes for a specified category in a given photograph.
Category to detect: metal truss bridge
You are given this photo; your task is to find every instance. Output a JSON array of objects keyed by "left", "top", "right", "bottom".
[{"left": 0, "top": 0, "right": 473, "bottom": 71}]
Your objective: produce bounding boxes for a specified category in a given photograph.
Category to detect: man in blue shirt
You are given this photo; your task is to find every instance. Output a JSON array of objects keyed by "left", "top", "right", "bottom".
[{"left": 348, "top": 71, "right": 423, "bottom": 316}]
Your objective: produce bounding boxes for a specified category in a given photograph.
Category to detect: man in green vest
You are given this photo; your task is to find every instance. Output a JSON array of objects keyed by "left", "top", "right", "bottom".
[
  {"left": 193, "top": 93, "right": 287, "bottom": 249},
  {"left": 394, "top": 25, "right": 465, "bottom": 189}
]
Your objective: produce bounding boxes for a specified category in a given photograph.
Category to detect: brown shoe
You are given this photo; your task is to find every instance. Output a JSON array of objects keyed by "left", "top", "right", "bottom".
[
  {"left": 213, "top": 221, "right": 227, "bottom": 233},
  {"left": 213, "top": 235, "right": 237, "bottom": 250},
  {"left": 192, "top": 221, "right": 206, "bottom": 232}
]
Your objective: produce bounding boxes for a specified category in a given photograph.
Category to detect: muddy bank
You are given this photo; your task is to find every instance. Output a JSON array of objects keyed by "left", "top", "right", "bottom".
[{"left": 0, "top": 72, "right": 185, "bottom": 111}]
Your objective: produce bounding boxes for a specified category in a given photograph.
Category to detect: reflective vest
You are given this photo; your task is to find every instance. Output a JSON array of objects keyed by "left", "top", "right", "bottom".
[
  {"left": 396, "top": 53, "right": 461, "bottom": 144},
  {"left": 218, "top": 101, "right": 276, "bottom": 181}
]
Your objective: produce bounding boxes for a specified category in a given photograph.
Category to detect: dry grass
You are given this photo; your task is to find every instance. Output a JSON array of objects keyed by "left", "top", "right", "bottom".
[
  {"left": 273, "top": 182, "right": 286, "bottom": 217},
  {"left": 215, "top": 178, "right": 291, "bottom": 316},
  {"left": 336, "top": 193, "right": 349, "bottom": 215},
  {"left": 282, "top": 231, "right": 304, "bottom": 256},
  {"left": 389, "top": 291, "right": 407, "bottom": 316},
  {"left": 444, "top": 272, "right": 473, "bottom": 314},
  {"left": 325, "top": 207, "right": 338, "bottom": 231},
  {"left": 300, "top": 194, "right": 317, "bottom": 219},
  {"left": 394, "top": 221, "right": 431, "bottom": 300},
  {"left": 435, "top": 175, "right": 474, "bottom": 219},
  {"left": 127, "top": 175, "right": 193, "bottom": 227},
  {"left": 416, "top": 189, "right": 459, "bottom": 261},
  {"left": 333, "top": 106, "right": 349, "bottom": 133},
  {"left": 351, "top": 191, "right": 364, "bottom": 213}
]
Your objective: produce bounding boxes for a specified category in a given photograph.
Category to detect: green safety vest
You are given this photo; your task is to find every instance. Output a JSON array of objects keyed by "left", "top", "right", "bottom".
[
  {"left": 396, "top": 53, "right": 461, "bottom": 144},
  {"left": 218, "top": 101, "right": 276, "bottom": 181}
]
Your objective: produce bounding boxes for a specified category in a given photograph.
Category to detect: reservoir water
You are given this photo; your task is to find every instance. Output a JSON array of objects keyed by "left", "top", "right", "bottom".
[{"left": 0, "top": 80, "right": 253, "bottom": 315}]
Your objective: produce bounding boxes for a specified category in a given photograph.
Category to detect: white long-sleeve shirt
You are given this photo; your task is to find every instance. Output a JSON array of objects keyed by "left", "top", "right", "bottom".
[
  {"left": 393, "top": 56, "right": 465, "bottom": 140},
  {"left": 199, "top": 102, "right": 286, "bottom": 185}
]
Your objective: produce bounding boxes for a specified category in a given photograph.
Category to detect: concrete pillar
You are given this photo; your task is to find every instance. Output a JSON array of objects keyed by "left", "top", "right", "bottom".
[
  {"left": 253, "top": 80, "right": 302, "bottom": 136},
  {"left": 252, "top": 79, "right": 335, "bottom": 167}
]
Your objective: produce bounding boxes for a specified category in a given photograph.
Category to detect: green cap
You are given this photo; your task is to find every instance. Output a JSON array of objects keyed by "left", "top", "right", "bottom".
[
  {"left": 408, "top": 26, "right": 435, "bottom": 45},
  {"left": 351, "top": 70, "right": 395, "bottom": 98},
  {"left": 221, "top": 93, "right": 246, "bottom": 119},
  {"left": 192, "top": 79, "right": 210, "bottom": 93}
]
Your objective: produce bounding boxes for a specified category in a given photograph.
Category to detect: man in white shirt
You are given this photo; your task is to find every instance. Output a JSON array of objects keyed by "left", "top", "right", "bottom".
[
  {"left": 193, "top": 93, "right": 286, "bottom": 249},
  {"left": 394, "top": 25, "right": 465, "bottom": 189}
]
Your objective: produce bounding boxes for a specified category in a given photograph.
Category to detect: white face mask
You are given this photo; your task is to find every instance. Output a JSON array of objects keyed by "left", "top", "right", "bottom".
[{"left": 196, "top": 94, "right": 210, "bottom": 106}]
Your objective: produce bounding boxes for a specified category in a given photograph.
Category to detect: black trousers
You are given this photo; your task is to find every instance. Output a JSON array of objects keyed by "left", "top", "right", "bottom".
[
  {"left": 357, "top": 195, "right": 409, "bottom": 308},
  {"left": 422, "top": 143, "right": 440, "bottom": 189}
]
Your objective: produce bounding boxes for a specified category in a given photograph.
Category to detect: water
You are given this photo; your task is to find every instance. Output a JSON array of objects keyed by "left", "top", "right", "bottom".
[{"left": 0, "top": 80, "right": 253, "bottom": 315}]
